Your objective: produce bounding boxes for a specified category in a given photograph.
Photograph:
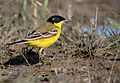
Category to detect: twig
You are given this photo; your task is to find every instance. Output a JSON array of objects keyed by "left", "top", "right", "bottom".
[{"left": 107, "top": 50, "right": 119, "bottom": 83}]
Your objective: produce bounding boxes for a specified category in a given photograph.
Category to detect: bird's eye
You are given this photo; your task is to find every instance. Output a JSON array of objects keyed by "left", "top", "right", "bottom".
[
  {"left": 56, "top": 18, "right": 60, "bottom": 21},
  {"left": 52, "top": 17, "right": 60, "bottom": 23}
]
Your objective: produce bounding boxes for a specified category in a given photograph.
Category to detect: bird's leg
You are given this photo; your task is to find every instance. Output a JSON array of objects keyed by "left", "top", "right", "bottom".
[
  {"left": 39, "top": 48, "right": 44, "bottom": 55},
  {"left": 39, "top": 48, "right": 44, "bottom": 64},
  {"left": 39, "top": 48, "right": 45, "bottom": 63}
]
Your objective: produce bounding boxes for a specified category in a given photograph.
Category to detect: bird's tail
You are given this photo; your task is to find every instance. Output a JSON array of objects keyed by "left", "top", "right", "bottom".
[{"left": 7, "top": 40, "right": 28, "bottom": 45}]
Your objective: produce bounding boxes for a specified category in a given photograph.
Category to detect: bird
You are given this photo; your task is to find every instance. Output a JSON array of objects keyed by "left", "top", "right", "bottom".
[{"left": 7, "top": 15, "right": 67, "bottom": 61}]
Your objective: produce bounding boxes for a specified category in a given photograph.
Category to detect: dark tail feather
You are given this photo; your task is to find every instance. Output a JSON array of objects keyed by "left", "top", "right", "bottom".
[{"left": 7, "top": 40, "right": 27, "bottom": 45}]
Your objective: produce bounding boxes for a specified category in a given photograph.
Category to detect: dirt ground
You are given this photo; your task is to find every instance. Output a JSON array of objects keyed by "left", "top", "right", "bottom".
[{"left": 0, "top": 0, "right": 120, "bottom": 83}]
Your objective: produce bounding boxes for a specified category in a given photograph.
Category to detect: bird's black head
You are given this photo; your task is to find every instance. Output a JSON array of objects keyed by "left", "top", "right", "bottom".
[{"left": 47, "top": 15, "right": 65, "bottom": 24}]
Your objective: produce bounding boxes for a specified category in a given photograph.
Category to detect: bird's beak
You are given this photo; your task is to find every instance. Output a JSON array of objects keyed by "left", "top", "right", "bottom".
[{"left": 64, "top": 20, "right": 71, "bottom": 23}]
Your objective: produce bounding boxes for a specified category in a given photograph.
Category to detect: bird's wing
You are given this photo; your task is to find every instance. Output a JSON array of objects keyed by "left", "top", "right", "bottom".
[
  {"left": 25, "top": 22, "right": 58, "bottom": 40},
  {"left": 25, "top": 30, "right": 57, "bottom": 40},
  {"left": 27, "top": 22, "right": 56, "bottom": 36},
  {"left": 37, "top": 22, "right": 57, "bottom": 33}
]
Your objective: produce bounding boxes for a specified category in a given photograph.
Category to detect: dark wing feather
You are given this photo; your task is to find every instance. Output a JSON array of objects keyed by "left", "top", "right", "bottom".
[
  {"left": 26, "top": 22, "right": 57, "bottom": 38},
  {"left": 25, "top": 30, "right": 58, "bottom": 40},
  {"left": 25, "top": 22, "right": 58, "bottom": 40}
]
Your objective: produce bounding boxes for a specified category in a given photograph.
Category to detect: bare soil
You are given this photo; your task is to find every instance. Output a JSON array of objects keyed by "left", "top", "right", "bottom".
[{"left": 0, "top": 0, "right": 120, "bottom": 83}]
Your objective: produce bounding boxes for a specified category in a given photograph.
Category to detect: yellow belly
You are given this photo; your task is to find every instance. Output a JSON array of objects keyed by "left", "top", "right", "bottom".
[
  {"left": 27, "top": 28, "right": 61, "bottom": 48},
  {"left": 27, "top": 36, "right": 58, "bottom": 48}
]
